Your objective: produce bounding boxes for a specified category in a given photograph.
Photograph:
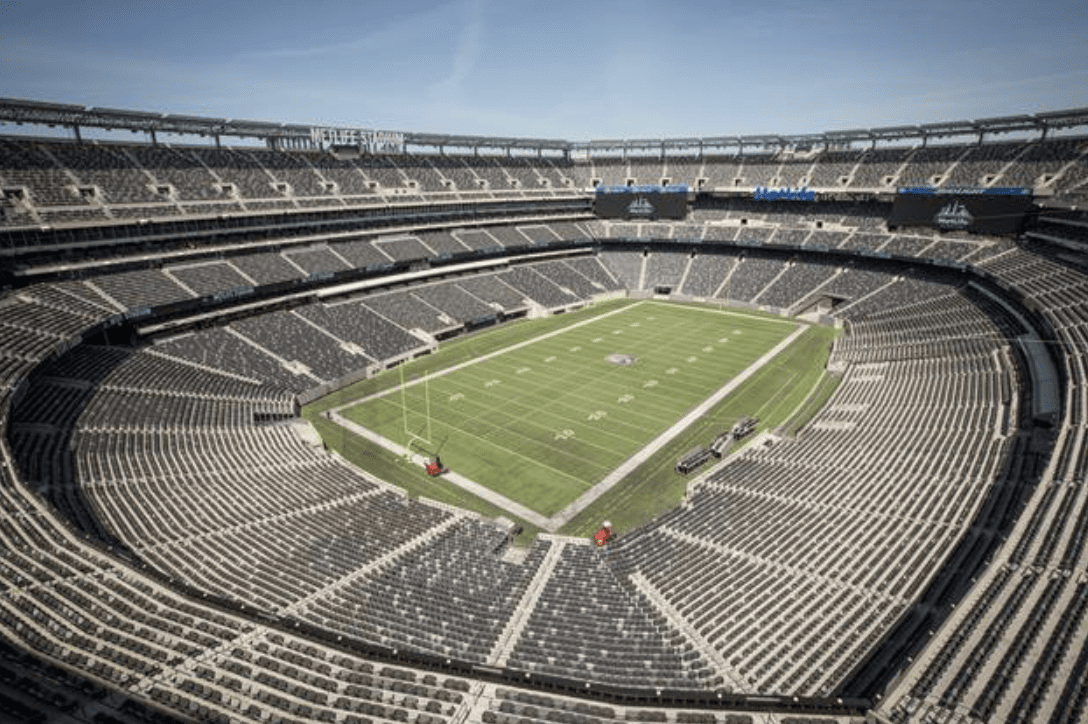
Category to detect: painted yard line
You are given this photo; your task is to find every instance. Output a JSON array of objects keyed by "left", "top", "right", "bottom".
[
  {"left": 330, "top": 410, "right": 553, "bottom": 529},
  {"left": 389, "top": 375, "right": 676, "bottom": 452},
  {"left": 440, "top": 347, "right": 734, "bottom": 427},
  {"left": 546, "top": 322, "right": 810, "bottom": 530},
  {"left": 340, "top": 300, "right": 646, "bottom": 410},
  {"left": 377, "top": 368, "right": 655, "bottom": 448},
  {"left": 409, "top": 306, "right": 786, "bottom": 408},
  {"left": 644, "top": 298, "right": 801, "bottom": 325},
  {"left": 415, "top": 314, "right": 709, "bottom": 439},
  {"left": 358, "top": 395, "right": 608, "bottom": 487},
  {"left": 364, "top": 392, "right": 634, "bottom": 469},
  {"left": 453, "top": 326, "right": 784, "bottom": 402}
]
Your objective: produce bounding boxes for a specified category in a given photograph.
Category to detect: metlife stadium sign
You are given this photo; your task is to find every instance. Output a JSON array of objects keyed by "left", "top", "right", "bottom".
[
  {"left": 594, "top": 185, "right": 689, "bottom": 220},
  {"left": 753, "top": 186, "right": 816, "bottom": 201},
  {"left": 310, "top": 127, "right": 405, "bottom": 154},
  {"left": 889, "top": 186, "right": 1033, "bottom": 236}
]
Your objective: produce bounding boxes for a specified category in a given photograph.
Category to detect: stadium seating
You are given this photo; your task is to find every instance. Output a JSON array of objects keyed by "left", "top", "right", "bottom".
[{"left": 4, "top": 122, "right": 1088, "bottom": 724}]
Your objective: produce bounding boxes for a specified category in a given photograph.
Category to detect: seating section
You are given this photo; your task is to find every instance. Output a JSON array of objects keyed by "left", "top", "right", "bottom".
[
  {"left": 302, "top": 522, "right": 551, "bottom": 662},
  {"left": 6, "top": 128, "right": 1088, "bottom": 724},
  {"left": 499, "top": 266, "right": 579, "bottom": 308},
  {"left": 756, "top": 260, "right": 838, "bottom": 309},
  {"left": 296, "top": 302, "right": 424, "bottom": 362},
  {"left": 718, "top": 255, "right": 788, "bottom": 302},
  {"left": 92, "top": 269, "right": 195, "bottom": 308},
  {"left": 362, "top": 291, "right": 450, "bottom": 333},
  {"left": 510, "top": 543, "right": 710, "bottom": 689},
  {"left": 153, "top": 327, "right": 316, "bottom": 392},
  {"left": 643, "top": 251, "right": 690, "bottom": 289},
  {"left": 3, "top": 136, "right": 1086, "bottom": 231},
  {"left": 877, "top": 241, "right": 1088, "bottom": 724},
  {"left": 599, "top": 250, "right": 644, "bottom": 290},
  {"left": 230, "top": 251, "right": 307, "bottom": 285},
  {"left": 168, "top": 261, "right": 254, "bottom": 296},
  {"left": 564, "top": 256, "right": 624, "bottom": 292},
  {"left": 283, "top": 245, "right": 353, "bottom": 275},
  {"left": 232, "top": 310, "right": 370, "bottom": 380},
  {"left": 454, "top": 274, "right": 529, "bottom": 312},
  {"left": 679, "top": 252, "right": 738, "bottom": 298}
]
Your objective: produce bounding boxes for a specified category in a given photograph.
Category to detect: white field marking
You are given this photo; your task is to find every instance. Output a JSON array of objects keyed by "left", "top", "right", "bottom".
[
  {"left": 570, "top": 345, "right": 581, "bottom": 352},
  {"left": 618, "top": 394, "right": 635, "bottom": 404},
  {"left": 449, "top": 392, "right": 465, "bottom": 402},
  {"left": 516, "top": 367, "right": 531, "bottom": 374},
  {"left": 733, "top": 330, "right": 742, "bottom": 334},
  {"left": 484, "top": 379, "right": 500, "bottom": 388},
  {"left": 612, "top": 329, "right": 623, "bottom": 334},
  {"left": 367, "top": 396, "right": 604, "bottom": 485},
  {"left": 642, "top": 298, "right": 799, "bottom": 326},
  {"left": 546, "top": 321, "right": 808, "bottom": 530},
  {"left": 646, "top": 316, "right": 655, "bottom": 320},
  {"left": 702, "top": 346, "right": 714, "bottom": 353},
  {"left": 373, "top": 385, "right": 647, "bottom": 455},
  {"left": 347, "top": 300, "right": 646, "bottom": 407},
  {"left": 449, "top": 361, "right": 689, "bottom": 415},
  {"left": 719, "top": 337, "right": 730, "bottom": 344},
  {"left": 545, "top": 356, "right": 556, "bottom": 362},
  {"left": 592, "top": 337, "right": 603, "bottom": 343},
  {"left": 665, "top": 367, "right": 678, "bottom": 375},
  {"left": 587, "top": 410, "right": 607, "bottom": 421},
  {"left": 554, "top": 428, "right": 575, "bottom": 441},
  {"left": 441, "top": 367, "right": 697, "bottom": 436},
  {"left": 687, "top": 356, "right": 698, "bottom": 363},
  {"left": 643, "top": 380, "right": 658, "bottom": 388},
  {"left": 629, "top": 322, "right": 640, "bottom": 327}
]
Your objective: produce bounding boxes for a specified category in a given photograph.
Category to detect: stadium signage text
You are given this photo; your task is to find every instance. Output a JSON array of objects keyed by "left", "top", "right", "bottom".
[
  {"left": 595, "top": 184, "right": 689, "bottom": 195},
  {"left": 897, "top": 185, "right": 1030, "bottom": 196},
  {"left": 753, "top": 186, "right": 815, "bottom": 201},
  {"left": 934, "top": 201, "right": 973, "bottom": 230},
  {"left": 310, "top": 127, "right": 405, "bottom": 154},
  {"left": 211, "top": 286, "right": 254, "bottom": 304},
  {"left": 627, "top": 197, "right": 655, "bottom": 216}
]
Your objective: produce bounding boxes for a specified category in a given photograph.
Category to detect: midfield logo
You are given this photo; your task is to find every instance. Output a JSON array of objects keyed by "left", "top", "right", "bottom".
[
  {"left": 627, "top": 196, "right": 655, "bottom": 216},
  {"left": 935, "top": 201, "right": 973, "bottom": 229}
]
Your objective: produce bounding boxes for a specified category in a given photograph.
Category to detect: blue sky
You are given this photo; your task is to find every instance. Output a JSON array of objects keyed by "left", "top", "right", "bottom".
[{"left": 1, "top": 0, "right": 1086, "bottom": 142}]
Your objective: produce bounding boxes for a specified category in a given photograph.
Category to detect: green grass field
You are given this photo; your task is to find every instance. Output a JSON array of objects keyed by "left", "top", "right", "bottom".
[{"left": 337, "top": 300, "right": 798, "bottom": 517}]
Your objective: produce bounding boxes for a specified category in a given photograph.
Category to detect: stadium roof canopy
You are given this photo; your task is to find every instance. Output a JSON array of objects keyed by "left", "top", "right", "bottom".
[{"left": 1, "top": 97, "right": 1086, "bottom": 156}]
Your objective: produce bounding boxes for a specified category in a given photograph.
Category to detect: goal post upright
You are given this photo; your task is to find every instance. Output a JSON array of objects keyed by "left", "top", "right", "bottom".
[{"left": 400, "top": 361, "right": 433, "bottom": 462}]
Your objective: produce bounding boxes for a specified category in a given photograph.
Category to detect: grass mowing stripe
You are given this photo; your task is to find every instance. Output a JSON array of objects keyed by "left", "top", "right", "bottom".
[
  {"left": 557, "top": 324, "right": 840, "bottom": 540},
  {"left": 362, "top": 394, "right": 612, "bottom": 483},
  {"left": 313, "top": 299, "right": 823, "bottom": 538},
  {"left": 388, "top": 366, "right": 655, "bottom": 448}
]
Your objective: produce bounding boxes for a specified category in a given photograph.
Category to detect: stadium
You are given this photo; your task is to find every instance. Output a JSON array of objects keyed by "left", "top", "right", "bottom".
[{"left": 2, "top": 6, "right": 1088, "bottom": 723}]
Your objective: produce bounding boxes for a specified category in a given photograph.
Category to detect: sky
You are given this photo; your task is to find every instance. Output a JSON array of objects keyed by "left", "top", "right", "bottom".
[{"left": 1, "top": 0, "right": 1086, "bottom": 143}]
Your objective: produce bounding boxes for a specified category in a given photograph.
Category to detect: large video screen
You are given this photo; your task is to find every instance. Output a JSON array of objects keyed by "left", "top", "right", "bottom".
[
  {"left": 594, "top": 185, "right": 689, "bottom": 220},
  {"left": 889, "top": 187, "right": 1033, "bottom": 235}
]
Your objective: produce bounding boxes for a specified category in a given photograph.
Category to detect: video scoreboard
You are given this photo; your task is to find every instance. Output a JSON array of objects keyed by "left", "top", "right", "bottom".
[
  {"left": 594, "top": 185, "right": 689, "bottom": 220},
  {"left": 889, "top": 186, "right": 1033, "bottom": 236}
]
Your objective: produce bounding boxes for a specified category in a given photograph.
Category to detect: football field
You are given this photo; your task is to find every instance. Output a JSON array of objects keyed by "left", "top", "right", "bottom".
[{"left": 340, "top": 300, "right": 799, "bottom": 517}]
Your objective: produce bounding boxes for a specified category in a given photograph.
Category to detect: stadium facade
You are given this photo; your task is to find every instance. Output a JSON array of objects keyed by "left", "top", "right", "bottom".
[{"left": 0, "top": 97, "right": 1087, "bottom": 723}]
